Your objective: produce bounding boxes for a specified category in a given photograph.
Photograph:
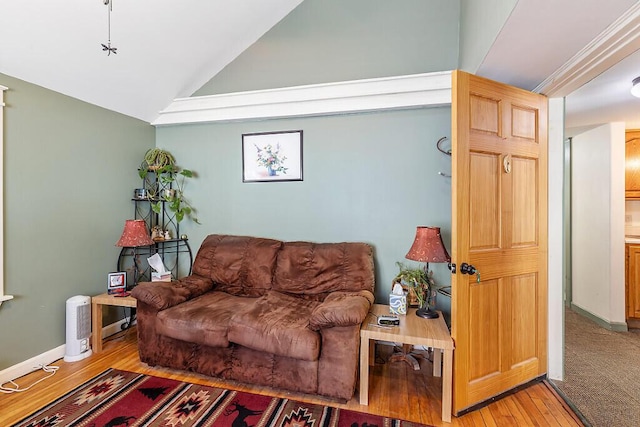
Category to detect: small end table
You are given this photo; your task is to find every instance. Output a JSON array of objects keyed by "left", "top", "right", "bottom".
[
  {"left": 91, "top": 292, "right": 137, "bottom": 353},
  {"left": 360, "top": 304, "right": 454, "bottom": 423}
]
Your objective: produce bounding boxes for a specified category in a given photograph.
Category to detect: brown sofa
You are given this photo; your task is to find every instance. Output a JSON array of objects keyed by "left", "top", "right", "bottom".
[{"left": 131, "top": 234, "right": 375, "bottom": 400}]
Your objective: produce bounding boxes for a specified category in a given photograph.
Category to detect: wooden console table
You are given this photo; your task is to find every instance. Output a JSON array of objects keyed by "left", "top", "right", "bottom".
[
  {"left": 360, "top": 304, "right": 454, "bottom": 423},
  {"left": 91, "top": 293, "right": 137, "bottom": 353}
]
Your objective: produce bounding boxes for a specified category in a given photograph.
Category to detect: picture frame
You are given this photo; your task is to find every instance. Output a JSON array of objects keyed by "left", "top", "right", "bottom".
[
  {"left": 242, "top": 130, "right": 303, "bottom": 182},
  {"left": 107, "top": 272, "right": 127, "bottom": 295}
]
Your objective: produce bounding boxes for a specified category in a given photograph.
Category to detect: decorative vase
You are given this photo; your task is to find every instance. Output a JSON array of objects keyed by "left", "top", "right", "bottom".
[{"left": 267, "top": 166, "right": 277, "bottom": 176}]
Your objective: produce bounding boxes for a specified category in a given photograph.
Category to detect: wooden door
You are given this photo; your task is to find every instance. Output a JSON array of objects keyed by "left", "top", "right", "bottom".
[
  {"left": 451, "top": 70, "right": 548, "bottom": 413},
  {"left": 627, "top": 245, "right": 640, "bottom": 319}
]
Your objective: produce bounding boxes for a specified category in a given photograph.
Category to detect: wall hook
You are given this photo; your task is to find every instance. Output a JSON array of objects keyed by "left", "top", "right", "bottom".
[{"left": 436, "top": 136, "right": 451, "bottom": 156}]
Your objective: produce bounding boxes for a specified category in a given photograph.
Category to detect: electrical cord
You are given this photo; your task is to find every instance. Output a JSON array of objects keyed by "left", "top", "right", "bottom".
[
  {"left": 121, "top": 306, "right": 136, "bottom": 330},
  {"left": 0, "top": 364, "right": 59, "bottom": 394},
  {"left": 121, "top": 306, "right": 131, "bottom": 330}
]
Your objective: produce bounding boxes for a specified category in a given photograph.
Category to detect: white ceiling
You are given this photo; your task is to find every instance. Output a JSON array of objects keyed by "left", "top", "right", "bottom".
[
  {"left": 1, "top": 0, "right": 639, "bottom": 127},
  {"left": 565, "top": 48, "right": 640, "bottom": 131},
  {"left": 0, "top": 0, "right": 303, "bottom": 123},
  {"left": 477, "top": 0, "right": 637, "bottom": 90},
  {"left": 475, "top": 0, "right": 640, "bottom": 132}
]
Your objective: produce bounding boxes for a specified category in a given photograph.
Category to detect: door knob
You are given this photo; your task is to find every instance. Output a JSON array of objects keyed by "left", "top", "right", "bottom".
[
  {"left": 461, "top": 263, "right": 481, "bottom": 283},
  {"left": 460, "top": 263, "right": 476, "bottom": 275}
]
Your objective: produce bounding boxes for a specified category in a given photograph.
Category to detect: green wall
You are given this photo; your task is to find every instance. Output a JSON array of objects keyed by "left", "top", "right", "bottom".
[
  {"left": 1, "top": 0, "right": 459, "bottom": 371},
  {"left": 194, "top": 0, "right": 460, "bottom": 96},
  {"left": 156, "top": 107, "right": 453, "bottom": 312},
  {"left": 0, "top": 74, "right": 154, "bottom": 369},
  {"left": 184, "top": 0, "right": 458, "bottom": 315}
]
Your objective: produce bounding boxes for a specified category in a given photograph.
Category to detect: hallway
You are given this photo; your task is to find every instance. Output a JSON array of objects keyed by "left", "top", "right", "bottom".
[{"left": 552, "top": 309, "right": 640, "bottom": 426}]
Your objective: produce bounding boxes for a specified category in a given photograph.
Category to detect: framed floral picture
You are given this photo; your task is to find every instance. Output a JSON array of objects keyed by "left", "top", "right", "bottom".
[{"left": 242, "top": 130, "right": 303, "bottom": 182}]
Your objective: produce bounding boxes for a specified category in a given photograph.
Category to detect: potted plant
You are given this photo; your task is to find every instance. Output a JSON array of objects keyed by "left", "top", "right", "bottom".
[
  {"left": 140, "top": 148, "right": 176, "bottom": 171},
  {"left": 138, "top": 148, "right": 176, "bottom": 200},
  {"left": 152, "top": 164, "right": 200, "bottom": 224},
  {"left": 138, "top": 149, "right": 199, "bottom": 224},
  {"left": 393, "top": 261, "right": 436, "bottom": 310}
]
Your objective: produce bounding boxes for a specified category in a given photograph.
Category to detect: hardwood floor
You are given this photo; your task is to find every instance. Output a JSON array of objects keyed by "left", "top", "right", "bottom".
[{"left": 0, "top": 328, "right": 582, "bottom": 426}]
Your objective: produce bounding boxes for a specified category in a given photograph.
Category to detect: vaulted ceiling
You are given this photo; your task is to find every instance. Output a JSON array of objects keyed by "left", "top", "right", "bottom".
[
  {"left": 1, "top": 0, "right": 639, "bottom": 128},
  {"left": 0, "top": 0, "right": 303, "bottom": 122}
]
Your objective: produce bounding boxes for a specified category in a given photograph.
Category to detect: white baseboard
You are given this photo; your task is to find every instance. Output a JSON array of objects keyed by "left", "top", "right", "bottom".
[
  {"left": 0, "top": 345, "right": 66, "bottom": 387},
  {"left": 0, "top": 318, "right": 134, "bottom": 386}
]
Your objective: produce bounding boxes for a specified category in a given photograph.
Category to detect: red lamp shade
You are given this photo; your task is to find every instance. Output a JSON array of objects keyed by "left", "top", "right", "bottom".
[
  {"left": 115, "top": 219, "right": 154, "bottom": 247},
  {"left": 405, "top": 226, "right": 450, "bottom": 263}
]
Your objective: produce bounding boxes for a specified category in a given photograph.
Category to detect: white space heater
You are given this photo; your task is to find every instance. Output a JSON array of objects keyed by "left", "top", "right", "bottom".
[{"left": 64, "top": 295, "right": 93, "bottom": 362}]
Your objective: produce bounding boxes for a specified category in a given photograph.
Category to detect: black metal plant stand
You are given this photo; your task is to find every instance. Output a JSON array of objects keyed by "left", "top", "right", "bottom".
[{"left": 117, "top": 169, "right": 193, "bottom": 290}]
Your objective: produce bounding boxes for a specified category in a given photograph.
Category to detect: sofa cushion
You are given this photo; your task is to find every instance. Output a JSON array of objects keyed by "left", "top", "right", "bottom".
[
  {"left": 227, "top": 291, "right": 321, "bottom": 361},
  {"left": 156, "top": 291, "right": 256, "bottom": 348},
  {"left": 192, "top": 234, "right": 282, "bottom": 297},
  {"left": 273, "top": 241, "right": 375, "bottom": 297},
  {"left": 308, "top": 290, "right": 374, "bottom": 331},
  {"left": 132, "top": 275, "right": 214, "bottom": 311}
]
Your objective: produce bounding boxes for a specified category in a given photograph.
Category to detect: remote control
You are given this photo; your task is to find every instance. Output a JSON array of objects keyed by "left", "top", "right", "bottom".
[{"left": 377, "top": 315, "right": 400, "bottom": 326}]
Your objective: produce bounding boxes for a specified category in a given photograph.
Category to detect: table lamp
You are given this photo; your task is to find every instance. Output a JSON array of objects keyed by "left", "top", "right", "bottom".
[
  {"left": 115, "top": 219, "right": 154, "bottom": 289},
  {"left": 405, "top": 226, "right": 450, "bottom": 319}
]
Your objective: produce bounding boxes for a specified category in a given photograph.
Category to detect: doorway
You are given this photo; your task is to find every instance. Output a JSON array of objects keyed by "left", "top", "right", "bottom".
[{"left": 552, "top": 125, "right": 637, "bottom": 426}]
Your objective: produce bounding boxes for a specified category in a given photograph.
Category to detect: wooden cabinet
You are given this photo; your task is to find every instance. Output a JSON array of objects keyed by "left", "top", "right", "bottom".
[
  {"left": 626, "top": 244, "right": 640, "bottom": 320},
  {"left": 625, "top": 130, "right": 640, "bottom": 199}
]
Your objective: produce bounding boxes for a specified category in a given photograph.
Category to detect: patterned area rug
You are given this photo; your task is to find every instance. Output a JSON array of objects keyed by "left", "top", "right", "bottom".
[{"left": 12, "top": 369, "right": 433, "bottom": 427}]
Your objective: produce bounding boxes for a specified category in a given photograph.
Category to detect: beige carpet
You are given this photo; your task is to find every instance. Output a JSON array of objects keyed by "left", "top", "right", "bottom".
[{"left": 552, "top": 309, "right": 640, "bottom": 427}]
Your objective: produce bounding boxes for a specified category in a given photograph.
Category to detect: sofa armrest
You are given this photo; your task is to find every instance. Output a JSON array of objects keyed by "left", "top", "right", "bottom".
[
  {"left": 309, "top": 290, "right": 374, "bottom": 330},
  {"left": 131, "top": 274, "right": 214, "bottom": 311}
]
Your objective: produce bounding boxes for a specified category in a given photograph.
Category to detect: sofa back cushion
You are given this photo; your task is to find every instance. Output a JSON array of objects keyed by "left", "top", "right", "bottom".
[
  {"left": 193, "top": 234, "right": 282, "bottom": 297},
  {"left": 273, "top": 241, "right": 375, "bottom": 297}
]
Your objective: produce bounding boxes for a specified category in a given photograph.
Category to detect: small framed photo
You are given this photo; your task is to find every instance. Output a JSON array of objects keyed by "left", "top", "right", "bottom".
[
  {"left": 242, "top": 130, "right": 303, "bottom": 182},
  {"left": 107, "top": 272, "right": 127, "bottom": 295}
]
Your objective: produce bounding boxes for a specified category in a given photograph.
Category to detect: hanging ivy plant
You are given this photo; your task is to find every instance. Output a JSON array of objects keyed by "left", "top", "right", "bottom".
[{"left": 138, "top": 148, "right": 199, "bottom": 224}]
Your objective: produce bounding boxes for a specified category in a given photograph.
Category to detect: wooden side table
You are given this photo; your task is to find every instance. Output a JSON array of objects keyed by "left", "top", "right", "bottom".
[
  {"left": 360, "top": 304, "right": 454, "bottom": 423},
  {"left": 91, "top": 292, "right": 137, "bottom": 353}
]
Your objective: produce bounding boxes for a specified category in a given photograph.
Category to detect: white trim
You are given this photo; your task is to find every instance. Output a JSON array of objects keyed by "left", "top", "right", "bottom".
[
  {"left": 0, "top": 345, "right": 66, "bottom": 387},
  {"left": 534, "top": 2, "right": 640, "bottom": 97},
  {"left": 0, "top": 85, "right": 9, "bottom": 308},
  {"left": 0, "top": 318, "right": 133, "bottom": 385},
  {"left": 547, "top": 97, "right": 565, "bottom": 381},
  {"left": 152, "top": 71, "right": 453, "bottom": 126}
]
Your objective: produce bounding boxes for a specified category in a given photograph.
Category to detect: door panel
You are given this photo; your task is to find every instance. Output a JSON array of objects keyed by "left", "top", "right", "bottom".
[
  {"left": 510, "top": 105, "right": 537, "bottom": 140},
  {"left": 470, "top": 94, "right": 500, "bottom": 134},
  {"left": 511, "top": 273, "right": 538, "bottom": 364},
  {"left": 451, "top": 70, "right": 548, "bottom": 413},
  {"left": 511, "top": 157, "right": 537, "bottom": 246},
  {"left": 469, "top": 279, "right": 500, "bottom": 380},
  {"left": 469, "top": 153, "right": 500, "bottom": 250}
]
